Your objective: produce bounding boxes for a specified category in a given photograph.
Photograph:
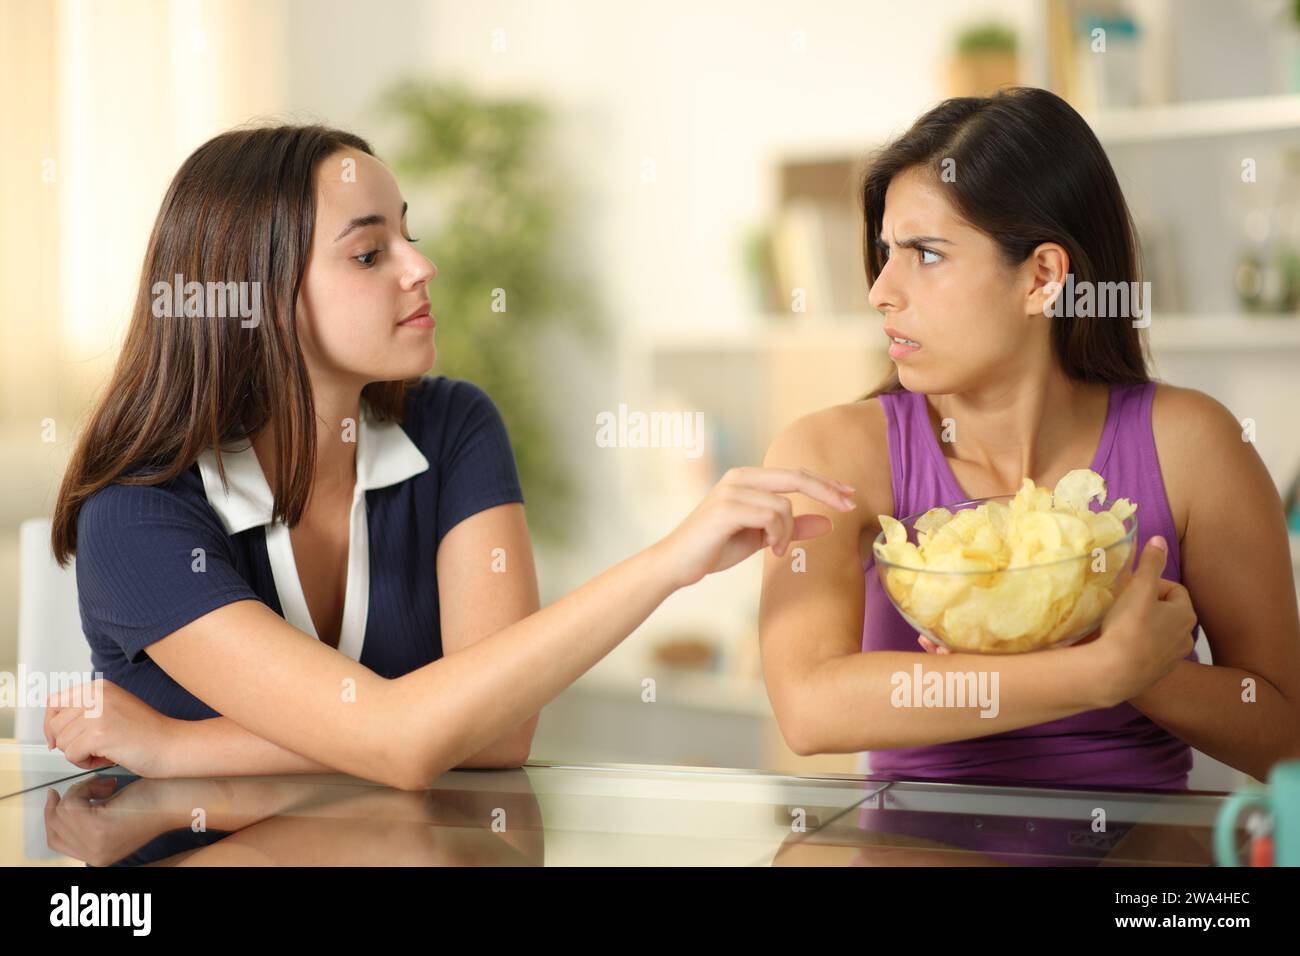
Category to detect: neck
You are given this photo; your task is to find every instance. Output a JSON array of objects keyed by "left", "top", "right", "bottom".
[
  {"left": 252, "top": 379, "right": 363, "bottom": 504},
  {"left": 930, "top": 362, "right": 1106, "bottom": 493}
]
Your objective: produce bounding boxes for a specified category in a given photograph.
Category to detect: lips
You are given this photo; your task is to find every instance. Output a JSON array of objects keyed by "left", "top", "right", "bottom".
[
  {"left": 399, "top": 304, "right": 433, "bottom": 326},
  {"left": 884, "top": 325, "right": 920, "bottom": 347}
]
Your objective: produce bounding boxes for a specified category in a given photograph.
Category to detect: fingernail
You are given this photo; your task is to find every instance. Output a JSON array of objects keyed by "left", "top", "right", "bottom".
[{"left": 1149, "top": 536, "right": 1167, "bottom": 551}]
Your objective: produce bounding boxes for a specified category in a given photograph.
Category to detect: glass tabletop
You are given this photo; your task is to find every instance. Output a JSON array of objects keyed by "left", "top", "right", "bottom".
[
  {"left": 0, "top": 741, "right": 105, "bottom": 801},
  {"left": 0, "top": 740, "right": 1235, "bottom": 867},
  {"left": 780, "top": 776, "right": 1231, "bottom": 866}
]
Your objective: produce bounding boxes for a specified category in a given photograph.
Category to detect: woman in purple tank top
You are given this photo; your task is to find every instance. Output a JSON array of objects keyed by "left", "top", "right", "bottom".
[{"left": 758, "top": 88, "right": 1300, "bottom": 862}]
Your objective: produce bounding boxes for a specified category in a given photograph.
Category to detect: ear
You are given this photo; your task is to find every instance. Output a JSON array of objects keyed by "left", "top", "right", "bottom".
[{"left": 1023, "top": 242, "right": 1069, "bottom": 319}]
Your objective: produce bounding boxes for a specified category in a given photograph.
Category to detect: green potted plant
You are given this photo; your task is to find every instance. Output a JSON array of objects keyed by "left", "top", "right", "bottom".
[
  {"left": 947, "top": 21, "right": 1019, "bottom": 97},
  {"left": 378, "top": 81, "right": 602, "bottom": 545}
]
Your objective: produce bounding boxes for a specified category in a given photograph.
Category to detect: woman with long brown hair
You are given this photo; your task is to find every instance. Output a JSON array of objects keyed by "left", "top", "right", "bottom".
[
  {"left": 758, "top": 87, "right": 1300, "bottom": 805},
  {"left": 44, "top": 123, "right": 854, "bottom": 788}
]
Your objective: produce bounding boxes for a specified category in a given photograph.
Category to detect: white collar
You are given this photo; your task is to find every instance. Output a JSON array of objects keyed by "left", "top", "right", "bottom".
[{"left": 196, "top": 399, "right": 429, "bottom": 535}]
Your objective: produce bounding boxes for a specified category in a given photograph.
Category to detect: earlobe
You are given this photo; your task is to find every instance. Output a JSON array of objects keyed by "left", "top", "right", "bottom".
[{"left": 1036, "top": 278, "right": 1064, "bottom": 318}]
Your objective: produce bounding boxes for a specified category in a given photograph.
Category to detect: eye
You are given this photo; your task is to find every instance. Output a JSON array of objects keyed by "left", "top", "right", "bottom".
[
  {"left": 918, "top": 247, "right": 941, "bottom": 265},
  {"left": 354, "top": 249, "right": 380, "bottom": 266}
]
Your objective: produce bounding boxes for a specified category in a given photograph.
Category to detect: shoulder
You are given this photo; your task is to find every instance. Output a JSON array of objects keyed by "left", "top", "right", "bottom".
[
  {"left": 1150, "top": 382, "right": 1242, "bottom": 443},
  {"left": 403, "top": 375, "right": 506, "bottom": 433},
  {"left": 400, "top": 375, "right": 512, "bottom": 456},
  {"left": 79, "top": 469, "right": 214, "bottom": 529},
  {"left": 76, "top": 471, "right": 228, "bottom": 561},
  {"left": 1149, "top": 382, "right": 1256, "bottom": 534},
  {"left": 763, "top": 397, "right": 892, "bottom": 522},
  {"left": 1150, "top": 382, "right": 1247, "bottom": 478}
]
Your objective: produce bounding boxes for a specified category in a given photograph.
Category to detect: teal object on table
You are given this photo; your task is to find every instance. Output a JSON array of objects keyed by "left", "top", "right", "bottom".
[{"left": 1215, "top": 759, "right": 1300, "bottom": 866}]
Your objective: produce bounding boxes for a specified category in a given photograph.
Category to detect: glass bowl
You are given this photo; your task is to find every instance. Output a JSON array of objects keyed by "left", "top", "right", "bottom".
[{"left": 872, "top": 494, "right": 1138, "bottom": 654}]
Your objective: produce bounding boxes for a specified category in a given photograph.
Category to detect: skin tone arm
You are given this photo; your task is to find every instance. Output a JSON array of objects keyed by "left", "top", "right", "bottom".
[
  {"left": 48, "top": 467, "right": 854, "bottom": 790},
  {"left": 130, "top": 502, "right": 542, "bottom": 776},
  {"left": 758, "top": 402, "right": 1197, "bottom": 757},
  {"left": 433, "top": 502, "right": 541, "bottom": 767},
  {"left": 1124, "top": 386, "right": 1300, "bottom": 781}
]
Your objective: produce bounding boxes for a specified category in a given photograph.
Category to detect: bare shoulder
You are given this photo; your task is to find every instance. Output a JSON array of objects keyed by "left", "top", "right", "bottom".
[
  {"left": 1150, "top": 382, "right": 1242, "bottom": 441},
  {"left": 763, "top": 397, "right": 893, "bottom": 526},
  {"left": 1150, "top": 382, "right": 1254, "bottom": 538}
]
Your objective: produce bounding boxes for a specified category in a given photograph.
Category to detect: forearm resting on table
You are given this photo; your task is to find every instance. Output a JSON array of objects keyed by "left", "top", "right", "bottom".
[
  {"left": 166, "top": 715, "right": 529, "bottom": 778},
  {"left": 786, "top": 645, "right": 1107, "bottom": 754},
  {"left": 1130, "top": 659, "right": 1300, "bottom": 783},
  {"left": 159, "top": 546, "right": 672, "bottom": 784}
]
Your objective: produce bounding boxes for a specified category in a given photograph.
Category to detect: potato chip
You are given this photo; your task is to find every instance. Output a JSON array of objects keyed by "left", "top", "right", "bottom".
[
  {"left": 914, "top": 507, "right": 955, "bottom": 536},
  {"left": 1053, "top": 468, "right": 1107, "bottom": 513}
]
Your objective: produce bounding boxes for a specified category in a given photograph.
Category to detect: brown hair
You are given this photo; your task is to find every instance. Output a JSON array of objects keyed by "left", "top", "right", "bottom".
[
  {"left": 859, "top": 86, "right": 1150, "bottom": 400},
  {"left": 51, "top": 124, "right": 416, "bottom": 566}
]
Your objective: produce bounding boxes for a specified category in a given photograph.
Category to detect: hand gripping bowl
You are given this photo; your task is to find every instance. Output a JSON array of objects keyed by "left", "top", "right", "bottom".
[{"left": 871, "top": 487, "right": 1138, "bottom": 655}]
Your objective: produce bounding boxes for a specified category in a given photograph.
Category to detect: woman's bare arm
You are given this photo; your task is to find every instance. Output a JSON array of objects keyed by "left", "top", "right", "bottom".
[
  {"left": 159, "top": 502, "right": 541, "bottom": 778},
  {"left": 434, "top": 502, "right": 541, "bottom": 767},
  {"left": 136, "top": 467, "right": 852, "bottom": 789},
  {"left": 1127, "top": 385, "right": 1300, "bottom": 781},
  {"left": 145, "top": 543, "right": 676, "bottom": 790},
  {"left": 759, "top": 400, "right": 1117, "bottom": 756}
]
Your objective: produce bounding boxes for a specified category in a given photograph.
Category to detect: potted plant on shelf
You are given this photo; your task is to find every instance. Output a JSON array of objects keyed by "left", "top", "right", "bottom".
[{"left": 946, "top": 21, "right": 1019, "bottom": 98}]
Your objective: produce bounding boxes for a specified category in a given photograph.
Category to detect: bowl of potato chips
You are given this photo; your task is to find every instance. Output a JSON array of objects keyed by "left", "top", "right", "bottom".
[{"left": 872, "top": 469, "right": 1137, "bottom": 654}]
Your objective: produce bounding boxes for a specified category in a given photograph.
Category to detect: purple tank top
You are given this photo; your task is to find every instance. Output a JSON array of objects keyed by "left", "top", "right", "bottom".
[{"left": 860, "top": 381, "right": 1198, "bottom": 792}]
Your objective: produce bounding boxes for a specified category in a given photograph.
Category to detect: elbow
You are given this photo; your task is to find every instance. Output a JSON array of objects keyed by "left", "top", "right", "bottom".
[
  {"left": 766, "top": 666, "right": 827, "bottom": 757},
  {"left": 773, "top": 700, "right": 820, "bottom": 757},
  {"left": 784, "top": 724, "right": 820, "bottom": 758},
  {"left": 386, "top": 749, "right": 447, "bottom": 792},
  {"left": 496, "top": 740, "right": 532, "bottom": 769}
]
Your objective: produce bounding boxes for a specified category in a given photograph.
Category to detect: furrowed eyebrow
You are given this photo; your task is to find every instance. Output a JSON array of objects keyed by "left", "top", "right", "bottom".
[
  {"left": 876, "top": 234, "right": 953, "bottom": 250},
  {"left": 333, "top": 201, "right": 409, "bottom": 243}
]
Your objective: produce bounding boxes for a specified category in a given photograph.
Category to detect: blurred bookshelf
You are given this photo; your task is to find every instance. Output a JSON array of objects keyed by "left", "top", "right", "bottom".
[
  {"left": 637, "top": 312, "right": 1300, "bottom": 355},
  {"left": 1086, "top": 92, "right": 1300, "bottom": 143}
]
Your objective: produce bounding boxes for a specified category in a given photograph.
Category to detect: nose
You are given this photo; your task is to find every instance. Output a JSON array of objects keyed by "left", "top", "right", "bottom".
[
  {"left": 401, "top": 247, "right": 437, "bottom": 290},
  {"left": 867, "top": 254, "right": 901, "bottom": 314}
]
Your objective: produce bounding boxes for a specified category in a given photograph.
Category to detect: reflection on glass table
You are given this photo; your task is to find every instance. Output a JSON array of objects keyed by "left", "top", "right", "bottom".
[
  {"left": 4, "top": 752, "right": 884, "bottom": 867},
  {"left": 0, "top": 741, "right": 105, "bottom": 800},
  {"left": 0, "top": 738, "right": 1234, "bottom": 866},
  {"left": 774, "top": 777, "right": 1231, "bottom": 867}
]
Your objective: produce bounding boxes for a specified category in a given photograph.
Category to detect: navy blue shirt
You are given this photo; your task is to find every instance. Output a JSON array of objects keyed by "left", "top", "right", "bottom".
[{"left": 75, "top": 376, "right": 524, "bottom": 720}]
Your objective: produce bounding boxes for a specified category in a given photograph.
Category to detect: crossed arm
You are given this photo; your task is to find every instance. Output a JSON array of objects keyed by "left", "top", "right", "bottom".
[
  {"left": 142, "top": 502, "right": 540, "bottom": 779},
  {"left": 759, "top": 389, "right": 1300, "bottom": 782},
  {"left": 1124, "top": 387, "right": 1300, "bottom": 782}
]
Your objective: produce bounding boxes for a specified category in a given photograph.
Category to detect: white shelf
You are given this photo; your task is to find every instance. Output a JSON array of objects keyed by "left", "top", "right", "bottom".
[
  {"left": 635, "top": 313, "right": 1300, "bottom": 355},
  {"left": 1146, "top": 314, "right": 1300, "bottom": 351},
  {"left": 1089, "top": 93, "right": 1300, "bottom": 144}
]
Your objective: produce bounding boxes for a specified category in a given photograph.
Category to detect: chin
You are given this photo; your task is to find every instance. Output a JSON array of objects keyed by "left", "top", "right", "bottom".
[
  {"left": 392, "top": 342, "right": 437, "bottom": 379},
  {"left": 895, "top": 364, "right": 932, "bottom": 393}
]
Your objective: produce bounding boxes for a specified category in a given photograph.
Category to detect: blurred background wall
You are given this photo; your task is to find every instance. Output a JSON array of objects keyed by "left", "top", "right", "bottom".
[{"left": 3, "top": 0, "right": 1299, "bottom": 786}]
